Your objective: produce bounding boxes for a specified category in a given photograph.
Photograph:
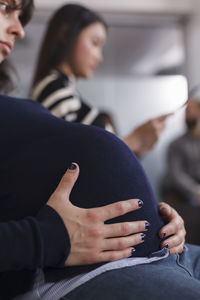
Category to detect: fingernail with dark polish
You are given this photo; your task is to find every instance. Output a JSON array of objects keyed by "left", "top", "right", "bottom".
[
  {"left": 68, "top": 163, "right": 77, "bottom": 170},
  {"left": 162, "top": 232, "right": 166, "bottom": 239},
  {"left": 138, "top": 200, "right": 143, "bottom": 207},
  {"left": 145, "top": 222, "right": 151, "bottom": 230},
  {"left": 164, "top": 244, "right": 168, "bottom": 248},
  {"left": 141, "top": 233, "right": 146, "bottom": 240},
  {"left": 131, "top": 248, "right": 136, "bottom": 256}
]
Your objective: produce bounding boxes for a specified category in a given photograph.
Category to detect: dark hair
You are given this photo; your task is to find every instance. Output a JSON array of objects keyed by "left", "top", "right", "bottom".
[
  {"left": 0, "top": 0, "right": 34, "bottom": 93},
  {"left": 18, "top": 0, "right": 34, "bottom": 27},
  {"left": 32, "top": 3, "right": 107, "bottom": 86}
]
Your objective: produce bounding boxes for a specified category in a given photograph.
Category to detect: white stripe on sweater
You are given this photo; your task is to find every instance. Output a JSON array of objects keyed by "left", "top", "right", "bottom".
[
  {"left": 50, "top": 97, "right": 81, "bottom": 118},
  {"left": 31, "top": 74, "right": 58, "bottom": 100},
  {"left": 81, "top": 108, "right": 99, "bottom": 125},
  {"left": 40, "top": 87, "right": 77, "bottom": 109}
]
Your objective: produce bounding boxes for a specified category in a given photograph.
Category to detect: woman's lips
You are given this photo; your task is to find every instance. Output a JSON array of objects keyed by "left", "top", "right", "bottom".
[{"left": 0, "top": 41, "right": 13, "bottom": 55}]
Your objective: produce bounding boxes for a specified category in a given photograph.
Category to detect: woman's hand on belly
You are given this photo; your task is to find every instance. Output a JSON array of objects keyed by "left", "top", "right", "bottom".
[
  {"left": 158, "top": 202, "right": 186, "bottom": 254},
  {"left": 47, "top": 163, "right": 149, "bottom": 266}
]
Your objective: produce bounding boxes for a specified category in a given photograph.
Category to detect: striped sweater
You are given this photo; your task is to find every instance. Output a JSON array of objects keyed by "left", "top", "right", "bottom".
[{"left": 31, "top": 70, "right": 113, "bottom": 132}]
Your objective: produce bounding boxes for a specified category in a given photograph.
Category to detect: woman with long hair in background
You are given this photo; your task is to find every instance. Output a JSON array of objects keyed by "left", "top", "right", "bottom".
[{"left": 31, "top": 3, "right": 168, "bottom": 157}]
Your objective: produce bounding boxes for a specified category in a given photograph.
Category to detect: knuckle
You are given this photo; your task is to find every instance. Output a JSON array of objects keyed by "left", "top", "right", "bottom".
[
  {"left": 171, "top": 239, "right": 179, "bottom": 249},
  {"left": 180, "top": 231, "right": 185, "bottom": 241},
  {"left": 88, "top": 227, "right": 101, "bottom": 238},
  {"left": 176, "top": 235, "right": 182, "bottom": 245},
  {"left": 176, "top": 216, "right": 184, "bottom": 227},
  {"left": 63, "top": 172, "right": 74, "bottom": 186},
  {"left": 86, "top": 210, "right": 100, "bottom": 223},
  {"left": 116, "top": 202, "right": 126, "bottom": 215},
  {"left": 173, "top": 218, "right": 179, "bottom": 228},
  {"left": 109, "top": 252, "right": 118, "bottom": 262},
  {"left": 117, "top": 239, "right": 125, "bottom": 249},
  {"left": 120, "top": 223, "right": 131, "bottom": 235},
  {"left": 135, "top": 221, "right": 144, "bottom": 233}
]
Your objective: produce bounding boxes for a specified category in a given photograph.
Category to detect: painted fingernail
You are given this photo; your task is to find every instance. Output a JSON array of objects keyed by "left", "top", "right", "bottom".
[
  {"left": 131, "top": 248, "right": 136, "bottom": 256},
  {"left": 68, "top": 163, "right": 77, "bottom": 170},
  {"left": 162, "top": 232, "right": 166, "bottom": 239},
  {"left": 145, "top": 222, "right": 151, "bottom": 230},
  {"left": 164, "top": 244, "right": 168, "bottom": 248},
  {"left": 138, "top": 200, "right": 143, "bottom": 207},
  {"left": 141, "top": 233, "right": 146, "bottom": 240}
]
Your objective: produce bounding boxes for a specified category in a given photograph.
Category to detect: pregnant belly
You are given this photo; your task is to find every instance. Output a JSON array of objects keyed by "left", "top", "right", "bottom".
[{"left": 1, "top": 121, "right": 164, "bottom": 257}]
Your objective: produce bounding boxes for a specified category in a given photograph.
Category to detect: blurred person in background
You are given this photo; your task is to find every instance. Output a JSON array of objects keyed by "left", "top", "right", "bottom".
[
  {"left": 162, "top": 86, "right": 200, "bottom": 244},
  {"left": 30, "top": 3, "right": 168, "bottom": 157},
  {"left": 163, "top": 87, "right": 200, "bottom": 206}
]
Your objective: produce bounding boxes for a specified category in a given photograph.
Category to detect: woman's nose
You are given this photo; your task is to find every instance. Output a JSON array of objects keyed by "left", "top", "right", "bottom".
[{"left": 8, "top": 18, "right": 25, "bottom": 40}]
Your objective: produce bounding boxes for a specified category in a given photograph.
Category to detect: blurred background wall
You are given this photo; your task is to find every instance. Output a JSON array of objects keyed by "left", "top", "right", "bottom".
[{"left": 9, "top": 0, "right": 200, "bottom": 199}]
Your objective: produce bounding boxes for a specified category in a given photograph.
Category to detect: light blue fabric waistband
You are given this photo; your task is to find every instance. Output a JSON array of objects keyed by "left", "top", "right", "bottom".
[{"left": 16, "top": 248, "right": 169, "bottom": 300}]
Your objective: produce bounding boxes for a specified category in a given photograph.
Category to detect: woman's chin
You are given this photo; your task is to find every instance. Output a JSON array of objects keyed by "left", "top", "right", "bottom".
[
  {"left": 75, "top": 71, "right": 92, "bottom": 79},
  {"left": 81, "top": 69, "right": 95, "bottom": 79},
  {"left": 86, "top": 71, "right": 95, "bottom": 79}
]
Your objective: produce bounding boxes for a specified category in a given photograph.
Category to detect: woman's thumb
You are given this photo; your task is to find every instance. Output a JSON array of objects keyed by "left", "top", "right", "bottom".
[{"left": 57, "top": 163, "right": 80, "bottom": 199}]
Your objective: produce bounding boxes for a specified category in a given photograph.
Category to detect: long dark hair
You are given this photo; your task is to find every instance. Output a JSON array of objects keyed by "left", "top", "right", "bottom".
[
  {"left": 32, "top": 3, "right": 107, "bottom": 86},
  {"left": 0, "top": 0, "right": 34, "bottom": 93}
]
